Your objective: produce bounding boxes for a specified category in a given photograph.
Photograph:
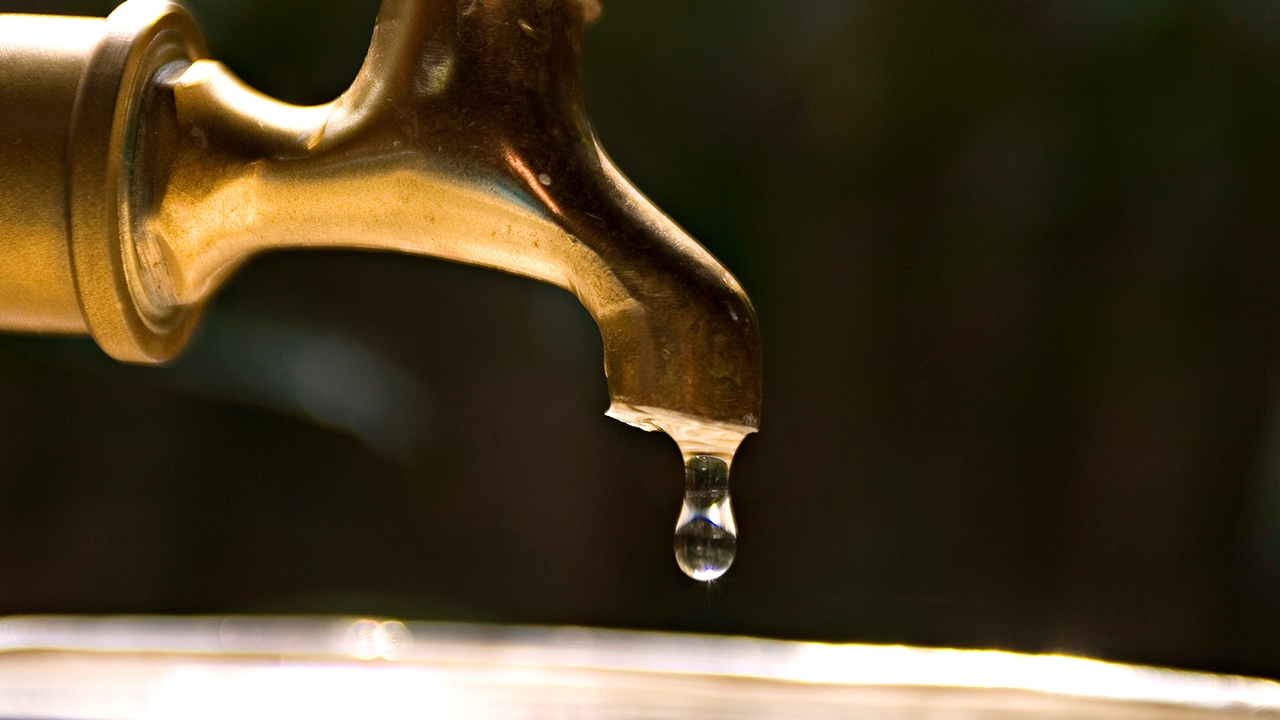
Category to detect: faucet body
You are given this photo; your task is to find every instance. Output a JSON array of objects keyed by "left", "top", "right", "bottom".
[{"left": 0, "top": 0, "right": 761, "bottom": 449}]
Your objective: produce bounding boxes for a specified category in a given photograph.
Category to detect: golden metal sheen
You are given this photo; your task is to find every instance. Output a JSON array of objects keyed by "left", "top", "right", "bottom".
[{"left": 0, "top": 0, "right": 761, "bottom": 445}]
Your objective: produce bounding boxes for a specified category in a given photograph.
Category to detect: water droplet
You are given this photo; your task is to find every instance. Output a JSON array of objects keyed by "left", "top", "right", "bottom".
[{"left": 674, "top": 455, "right": 737, "bottom": 581}]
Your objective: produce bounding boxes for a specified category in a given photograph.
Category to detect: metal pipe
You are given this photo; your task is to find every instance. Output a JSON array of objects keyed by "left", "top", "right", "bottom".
[{"left": 0, "top": 0, "right": 762, "bottom": 455}]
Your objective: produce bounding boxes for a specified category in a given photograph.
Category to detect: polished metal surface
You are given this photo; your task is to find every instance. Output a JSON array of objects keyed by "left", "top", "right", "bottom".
[
  {"left": 0, "top": 616, "right": 1277, "bottom": 719},
  {"left": 0, "top": 0, "right": 761, "bottom": 450},
  {"left": 0, "top": 13, "right": 102, "bottom": 333}
]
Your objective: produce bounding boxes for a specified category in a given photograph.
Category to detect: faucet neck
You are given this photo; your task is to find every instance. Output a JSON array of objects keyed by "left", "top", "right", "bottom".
[{"left": 55, "top": 0, "right": 761, "bottom": 438}]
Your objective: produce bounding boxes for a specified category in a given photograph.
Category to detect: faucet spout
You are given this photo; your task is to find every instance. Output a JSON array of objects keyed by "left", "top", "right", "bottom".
[{"left": 0, "top": 0, "right": 762, "bottom": 449}]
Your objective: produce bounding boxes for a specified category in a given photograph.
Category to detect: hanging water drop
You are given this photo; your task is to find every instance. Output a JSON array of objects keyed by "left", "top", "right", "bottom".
[{"left": 674, "top": 454, "right": 737, "bottom": 581}]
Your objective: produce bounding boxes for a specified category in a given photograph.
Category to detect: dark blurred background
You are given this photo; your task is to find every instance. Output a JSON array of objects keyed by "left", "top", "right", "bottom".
[{"left": 3, "top": 0, "right": 1280, "bottom": 680}]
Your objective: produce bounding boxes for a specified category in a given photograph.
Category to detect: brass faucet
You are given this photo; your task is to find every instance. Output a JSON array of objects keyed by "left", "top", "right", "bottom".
[{"left": 0, "top": 0, "right": 761, "bottom": 576}]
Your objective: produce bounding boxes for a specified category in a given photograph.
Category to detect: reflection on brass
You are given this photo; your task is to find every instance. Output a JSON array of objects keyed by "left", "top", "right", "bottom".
[{"left": 0, "top": 0, "right": 761, "bottom": 446}]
